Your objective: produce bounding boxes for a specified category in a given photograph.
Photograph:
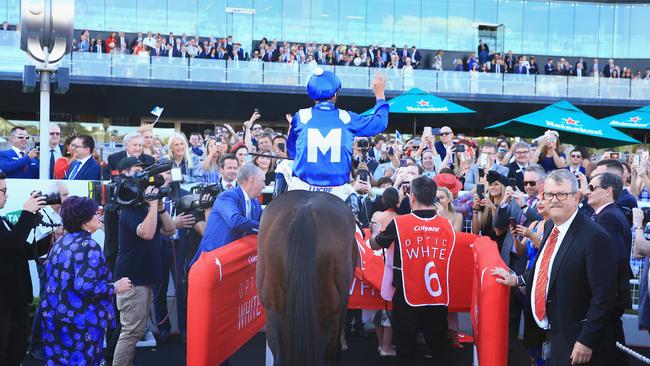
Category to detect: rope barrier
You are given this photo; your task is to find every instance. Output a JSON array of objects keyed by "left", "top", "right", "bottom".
[{"left": 617, "top": 342, "right": 650, "bottom": 364}]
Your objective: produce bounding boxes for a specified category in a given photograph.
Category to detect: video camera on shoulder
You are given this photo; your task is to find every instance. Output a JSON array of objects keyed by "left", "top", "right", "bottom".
[
  {"left": 175, "top": 183, "right": 223, "bottom": 221},
  {"left": 92, "top": 161, "right": 175, "bottom": 208}
]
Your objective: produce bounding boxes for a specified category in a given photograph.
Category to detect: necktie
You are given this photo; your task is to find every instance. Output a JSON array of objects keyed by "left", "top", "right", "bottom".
[
  {"left": 50, "top": 149, "right": 55, "bottom": 179},
  {"left": 527, "top": 196, "right": 535, "bottom": 208},
  {"left": 227, "top": 183, "right": 233, "bottom": 189},
  {"left": 68, "top": 161, "right": 81, "bottom": 180},
  {"left": 591, "top": 212, "right": 598, "bottom": 222},
  {"left": 245, "top": 199, "right": 251, "bottom": 219},
  {"left": 534, "top": 227, "right": 560, "bottom": 324}
]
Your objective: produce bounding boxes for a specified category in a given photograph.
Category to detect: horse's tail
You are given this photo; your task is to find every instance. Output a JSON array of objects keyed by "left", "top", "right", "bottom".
[{"left": 285, "top": 204, "right": 319, "bottom": 366}]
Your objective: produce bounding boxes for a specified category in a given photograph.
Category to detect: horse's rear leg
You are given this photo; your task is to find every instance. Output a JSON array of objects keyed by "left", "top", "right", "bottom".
[
  {"left": 323, "top": 307, "right": 349, "bottom": 366},
  {"left": 265, "top": 309, "right": 285, "bottom": 366}
]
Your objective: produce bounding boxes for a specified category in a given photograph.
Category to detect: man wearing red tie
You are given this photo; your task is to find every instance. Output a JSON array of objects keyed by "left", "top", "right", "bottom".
[{"left": 493, "top": 169, "right": 620, "bottom": 365}]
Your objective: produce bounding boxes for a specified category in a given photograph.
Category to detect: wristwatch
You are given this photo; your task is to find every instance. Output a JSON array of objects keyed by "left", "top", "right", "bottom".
[{"left": 516, "top": 275, "right": 526, "bottom": 287}]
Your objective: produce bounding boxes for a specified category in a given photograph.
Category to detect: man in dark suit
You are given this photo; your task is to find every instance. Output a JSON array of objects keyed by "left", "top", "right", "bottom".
[
  {"left": 494, "top": 169, "right": 620, "bottom": 366},
  {"left": 47, "top": 123, "right": 65, "bottom": 179},
  {"left": 0, "top": 126, "right": 39, "bottom": 179},
  {"left": 581, "top": 159, "right": 637, "bottom": 218},
  {"left": 544, "top": 58, "right": 556, "bottom": 75},
  {"left": 64, "top": 134, "right": 101, "bottom": 180},
  {"left": 190, "top": 163, "right": 264, "bottom": 266},
  {"left": 0, "top": 175, "right": 51, "bottom": 365},
  {"left": 504, "top": 50, "right": 515, "bottom": 73},
  {"left": 587, "top": 173, "right": 632, "bottom": 364},
  {"left": 409, "top": 46, "right": 421, "bottom": 68},
  {"left": 103, "top": 133, "right": 156, "bottom": 180},
  {"left": 603, "top": 59, "right": 615, "bottom": 78},
  {"left": 506, "top": 141, "right": 531, "bottom": 192}
]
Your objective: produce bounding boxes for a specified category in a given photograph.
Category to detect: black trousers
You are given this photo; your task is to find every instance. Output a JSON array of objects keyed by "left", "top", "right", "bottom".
[
  {"left": 392, "top": 289, "right": 449, "bottom": 365},
  {"left": 0, "top": 301, "right": 29, "bottom": 366}
]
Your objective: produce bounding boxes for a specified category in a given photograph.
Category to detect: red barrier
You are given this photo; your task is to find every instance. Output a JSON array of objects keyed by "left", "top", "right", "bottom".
[
  {"left": 347, "top": 276, "right": 388, "bottom": 310},
  {"left": 187, "top": 235, "right": 265, "bottom": 366},
  {"left": 471, "top": 236, "right": 510, "bottom": 366},
  {"left": 355, "top": 230, "right": 479, "bottom": 312}
]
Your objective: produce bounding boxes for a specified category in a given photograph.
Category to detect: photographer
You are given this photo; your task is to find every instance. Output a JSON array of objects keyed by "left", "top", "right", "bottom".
[
  {"left": 632, "top": 208, "right": 650, "bottom": 335},
  {"left": 0, "top": 126, "right": 39, "bottom": 179},
  {"left": 112, "top": 157, "right": 177, "bottom": 366},
  {"left": 0, "top": 173, "right": 52, "bottom": 365}
]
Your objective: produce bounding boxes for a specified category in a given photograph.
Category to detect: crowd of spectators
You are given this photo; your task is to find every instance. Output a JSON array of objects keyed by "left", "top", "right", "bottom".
[
  {"left": 1, "top": 109, "right": 649, "bottom": 364},
  {"left": 53, "top": 25, "right": 650, "bottom": 80}
]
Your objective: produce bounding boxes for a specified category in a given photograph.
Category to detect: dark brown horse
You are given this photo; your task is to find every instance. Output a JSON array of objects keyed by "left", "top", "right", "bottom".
[{"left": 257, "top": 190, "right": 357, "bottom": 366}]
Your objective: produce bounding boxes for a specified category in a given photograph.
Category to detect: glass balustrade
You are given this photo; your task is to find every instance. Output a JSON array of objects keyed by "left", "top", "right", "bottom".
[{"left": 0, "top": 29, "right": 648, "bottom": 103}]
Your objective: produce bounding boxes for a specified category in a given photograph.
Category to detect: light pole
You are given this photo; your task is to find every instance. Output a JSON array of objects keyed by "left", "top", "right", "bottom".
[{"left": 20, "top": 0, "right": 74, "bottom": 179}]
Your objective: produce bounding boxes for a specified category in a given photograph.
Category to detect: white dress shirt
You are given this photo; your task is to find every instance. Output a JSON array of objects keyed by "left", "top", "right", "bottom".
[{"left": 531, "top": 208, "right": 579, "bottom": 329}]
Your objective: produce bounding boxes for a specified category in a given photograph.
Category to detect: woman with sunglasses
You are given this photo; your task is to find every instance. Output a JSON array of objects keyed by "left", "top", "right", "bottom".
[{"left": 53, "top": 134, "right": 77, "bottom": 179}]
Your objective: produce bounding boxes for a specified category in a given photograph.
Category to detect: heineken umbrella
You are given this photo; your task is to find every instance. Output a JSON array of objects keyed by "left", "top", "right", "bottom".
[
  {"left": 600, "top": 105, "right": 650, "bottom": 130},
  {"left": 485, "top": 100, "right": 640, "bottom": 148},
  {"left": 362, "top": 87, "right": 475, "bottom": 134}
]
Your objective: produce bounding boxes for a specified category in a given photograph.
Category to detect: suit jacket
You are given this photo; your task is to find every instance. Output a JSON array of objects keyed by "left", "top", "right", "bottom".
[
  {"left": 495, "top": 200, "right": 542, "bottom": 271},
  {"left": 506, "top": 161, "right": 526, "bottom": 192},
  {"left": 544, "top": 64, "right": 556, "bottom": 75},
  {"left": 0, "top": 148, "right": 39, "bottom": 178},
  {"left": 65, "top": 157, "right": 101, "bottom": 180},
  {"left": 191, "top": 186, "right": 262, "bottom": 265},
  {"left": 594, "top": 203, "right": 632, "bottom": 315},
  {"left": 103, "top": 151, "right": 156, "bottom": 179},
  {"left": 0, "top": 211, "right": 50, "bottom": 307},
  {"left": 523, "top": 212, "right": 619, "bottom": 365},
  {"left": 603, "top": 64, "right": 612, "bottom": 78}
]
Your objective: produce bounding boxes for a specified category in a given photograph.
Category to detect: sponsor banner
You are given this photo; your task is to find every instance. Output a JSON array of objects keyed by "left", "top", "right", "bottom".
[
  {"left": 347, "top": 276, "right": 389, "bottom": 310},
  {"left": 187, "top": 235, "right": 265, "bottom": 366},
  {"left": 471, "top": 236, "right": 510, "bottom": 366}
]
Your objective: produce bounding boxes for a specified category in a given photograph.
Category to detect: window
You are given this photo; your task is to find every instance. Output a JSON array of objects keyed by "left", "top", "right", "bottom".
[
  {"left": 282, "top": 0, "right": 310, "bottom": 41},
  {"left": 498, "top": 0, "right": 523, "bottom": 54},
  {"left": 475, "top": 0, "right": 498, "bottom": 25},
  {"left": 547, "top": 2, "right": 574, "bottom": 56},
  {"left": 394, "top": 0, "right": 421, "bottom": 49},
  {"left": 447, "top": 0, "right": 474, "bottom": 51},
  {"left": 199, "top": 0, "right": 227, "bottom": 37},
  {"left": 573, "top": 3, "right": 599, "bottom": 57},
  {"left": 366, "top": 0, "right": 394, "bottom": 46},
  {"left": 629, "top": 5, "right": 650, "bottom": 58},
  {"left": 338, "top": 0, "right": 366, "bottom": 45},
  {"left": 75, "top": 0, "right": 105, "bottom": 31},
  {"left": 168, "top": 0, "right": 198, "bottom": 35},
  {"left": 613, "top": 5, "right": 630, "bottom": 58},
  {"left": 311, "top": 0, "right": 339, "bottom": 42},
  {"left": 522, "top": 1, "right": 549, "bottom": 55},
  {"left": 598, "top": 5, "right": 614, "bottom": 58},
  {"left": 136, "top": 0, "right": 167, "bottom": 35},
  {"left": 421, "top": 0, "right": 447, "bottom": 50},
  {"left": 253, "top": 0, "right": 282, "bottom": 40},
  {"left": 106, "top": 0, "right": 137, "bottom": 32}
]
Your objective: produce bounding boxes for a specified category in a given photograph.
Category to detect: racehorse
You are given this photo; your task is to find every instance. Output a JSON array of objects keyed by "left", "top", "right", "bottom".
[{"left": 257, "top": 190, "right": 357, "bottom": 366}]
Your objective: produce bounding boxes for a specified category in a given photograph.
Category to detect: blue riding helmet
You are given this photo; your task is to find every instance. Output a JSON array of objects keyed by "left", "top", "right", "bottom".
[{"left": 307, "top": 68, "right": 341, "bottom": 100}]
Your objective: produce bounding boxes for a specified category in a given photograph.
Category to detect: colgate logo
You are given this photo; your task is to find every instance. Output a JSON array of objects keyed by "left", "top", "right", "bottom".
[{"left": 414, "top": 225, "right": 440, "bottom": 233}]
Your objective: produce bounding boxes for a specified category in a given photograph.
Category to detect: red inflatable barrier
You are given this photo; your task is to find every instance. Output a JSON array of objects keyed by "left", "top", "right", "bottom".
[
  {"left": 187, "top": 235, "right": 265, "bottom": 366},
  {"left": 471, "top": 236, "right": 510, "bottom": 366}
]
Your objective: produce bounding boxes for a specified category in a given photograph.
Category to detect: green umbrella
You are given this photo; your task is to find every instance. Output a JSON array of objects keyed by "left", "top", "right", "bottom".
[
  {"left": 600, "top": 105, "right": 650, "bottom": 130},
  {"left": 485, "top": 100, "right": 640, "bottom": 148},
  {"left": 362, "top": 88, "right": 475, "bottom": 134}
]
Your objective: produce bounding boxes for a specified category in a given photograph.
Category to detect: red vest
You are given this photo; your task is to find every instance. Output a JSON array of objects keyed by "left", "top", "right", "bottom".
[{"left": 394, "top": 214, "right": 456, "bottom": 306}]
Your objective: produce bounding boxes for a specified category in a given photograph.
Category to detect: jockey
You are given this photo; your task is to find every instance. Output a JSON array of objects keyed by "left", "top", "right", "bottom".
[{"left": 277, "top": 68, "right": 389, "bottom": 201}]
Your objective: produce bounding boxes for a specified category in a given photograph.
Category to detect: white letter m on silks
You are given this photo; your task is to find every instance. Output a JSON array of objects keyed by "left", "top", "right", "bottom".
[{"left": 307, "top": 128, "right": 341, "bottom": 163}]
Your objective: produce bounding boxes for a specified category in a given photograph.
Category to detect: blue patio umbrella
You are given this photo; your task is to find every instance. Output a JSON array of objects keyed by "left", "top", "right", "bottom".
[
  {"left": 485, "top": 100, "right": 640, "bottom": 148},
  {"left": 362, "top": 87, "right": 475, "bottom": 134},
  {"left": 600, "top": 105, "right": 650, "bottom": 130}
]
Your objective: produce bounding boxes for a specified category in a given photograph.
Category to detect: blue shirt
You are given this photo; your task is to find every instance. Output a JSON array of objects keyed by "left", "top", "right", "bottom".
[{"left": 287, "top": 100, "right": 389, "bottom": 186}]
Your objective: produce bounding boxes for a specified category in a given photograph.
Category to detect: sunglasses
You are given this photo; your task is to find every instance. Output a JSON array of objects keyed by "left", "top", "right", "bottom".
[
  {"left": 0, "top": 188, "right": 6, "bottom": 194},
  {"left": 15, "top": 136, "right": 30, "bottom": 140},
  {"left": 440, "top": 132, "right": 452, "bottom": 136},
  {"left": 570, "top": 154, "right": 581, "bottom": 158},
  {"left": 523, "top": 181, "right": 538, "bottom": 186},
  {"left": 588, "top": 184, "right": 603, "bottom": 192},
  {"left": 49, "top": 132, "right": 61, "bottom": 135}
]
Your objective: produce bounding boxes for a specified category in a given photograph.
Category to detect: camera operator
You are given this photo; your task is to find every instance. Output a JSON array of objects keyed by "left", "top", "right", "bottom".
[
  {"left": 112, "top": 157, "right": 177, "bottom": 366},
  {"left": 0, "top": 172, "right": 52, "bottom": 365},
  {"left": 632, "top": 208, "right": 650, "bottom": 335}
]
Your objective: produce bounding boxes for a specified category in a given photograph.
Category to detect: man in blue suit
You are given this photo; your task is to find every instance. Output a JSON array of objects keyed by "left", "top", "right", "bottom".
[
  {"left": 190, "top": 163, "right": 265, "bottom": 265},
  {"left": 64, "top": 134, "right": 101, "bottom": 180},
  {"left": 0, "top": 126, "right": 39, "bottom": 179}
]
